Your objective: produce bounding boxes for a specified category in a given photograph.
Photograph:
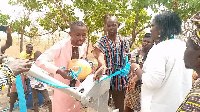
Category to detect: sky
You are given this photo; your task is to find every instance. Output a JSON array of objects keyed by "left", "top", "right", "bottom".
[{"left": 0, "top": 0, "right": 157, "bottom": 39}]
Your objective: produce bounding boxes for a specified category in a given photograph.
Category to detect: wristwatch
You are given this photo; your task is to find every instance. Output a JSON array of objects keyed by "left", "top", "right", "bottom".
[{"left": 134, "top": 67, "right": 139, "bottom": 72}]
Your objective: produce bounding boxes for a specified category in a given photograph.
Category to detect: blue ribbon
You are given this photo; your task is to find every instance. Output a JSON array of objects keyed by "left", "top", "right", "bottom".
[
  {"left": 69, "top": 67, "right": 82, "bottom": 79},
  {"left": 95, "top": 56, "right": 130, "bottom": 83},
  {"left": 8, "top": 65, "right": 82, "bottom": 112},
  {"left": 16, "top": 75, "right": 27, "bottom": 112},
  {"left": 61, "top": 66, "right": 82, "bottom": 79},
  {"left": 28, "top": 66, "right": 82, "bottom": 89},
  {"left": 33, "top": 77, "right": 77, "bottom": 89}
]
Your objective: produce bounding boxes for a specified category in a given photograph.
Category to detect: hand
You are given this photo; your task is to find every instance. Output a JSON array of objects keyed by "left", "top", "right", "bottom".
[
  {"left": 56, "top": 68, "right": 73, "bottom": 80},
  {"left": 34, "top": 83, "right": 44, "bottom": 88},
  {"left": 131, "top": 63, "right": 140, "bottom": 72},
  {"left": 6, "top": 26, "right": 11, "bottom": 34},
  {"left": 139, "top": 61, "right": 144, "bottom": 69},
  {"left": 0, "top": 54, "right": 7, "bottom": 64},
  {"left": 7, "top": 59, "right": 32, "bottom": 75},
  {"left": 93, "top": 65, "right": 107, "bottom": 82}
]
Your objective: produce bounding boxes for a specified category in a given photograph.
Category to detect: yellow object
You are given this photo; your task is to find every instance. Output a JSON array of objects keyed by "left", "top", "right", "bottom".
[
  {"left": 68, "top": 59, "right": 92, "bottom": 79},
  {"left": 20, "top": 51, "right": 34, "bottom": 59},
  {"left": 197, "top": 30, "right": 200, "bottom": 39}
]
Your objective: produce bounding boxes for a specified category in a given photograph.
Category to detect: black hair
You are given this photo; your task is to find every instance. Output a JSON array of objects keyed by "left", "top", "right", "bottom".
[
  {"left": 144, "top": 33, "right": 151, "bottom": 38},
  {"left": 153, "top": 11, "right": 182, "bottom": 41},
  {"left": 26, "top": 43, "right": 32, "bottom": 47},
  {"left": 70, "top": 21, "right": 86, "bottom": 31}
]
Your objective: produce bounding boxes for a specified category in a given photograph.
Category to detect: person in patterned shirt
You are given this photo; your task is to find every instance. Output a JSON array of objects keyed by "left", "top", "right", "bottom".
[
  {"left": 177, "top": 12, "right": 200, "bottom": 112},
  {"left": 93, "top": 16, "right": 130, "bottom": 112}
]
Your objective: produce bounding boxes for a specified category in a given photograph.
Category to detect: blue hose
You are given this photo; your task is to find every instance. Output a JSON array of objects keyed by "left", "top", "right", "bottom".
[{"left": 15, "top": 75, "right": 27, "bottom": 112}]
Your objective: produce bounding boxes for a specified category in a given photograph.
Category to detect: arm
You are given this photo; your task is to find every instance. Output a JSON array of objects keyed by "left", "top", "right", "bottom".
[
  {"left": 93, "top": 48, "right": 107, "bottom": 81},
  {"left": 35, "top": 41, "right": 72, "bottom": 79},
  {"left": 35, "top": 42, "right": 62, "bottom": 75},
  {"left": 1, "top": 26, "right": 12, "bottom": 54}
]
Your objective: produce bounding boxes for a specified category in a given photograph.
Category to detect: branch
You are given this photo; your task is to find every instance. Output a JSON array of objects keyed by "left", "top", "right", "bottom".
[
  {"left": 136, "top": 24, "right": 151, "bottom": 35},
  {"left": 132, "top": 12, "right": 139, "bottom": 36},
  {"left": 36, "top": 31, "right": 55, "bottom": 36},
  {"left": 130, "top": 12, "right": 139, "bottom": 47},
  {"left": 49, "top": 0, "right": 71, "bottom": 25}
]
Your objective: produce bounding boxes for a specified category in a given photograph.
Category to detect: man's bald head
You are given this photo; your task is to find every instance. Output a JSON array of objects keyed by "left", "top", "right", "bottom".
[
  {"left": 107, "top": 16, "right": 119, "bottom": 24},
  {"left": 106, "top": 16, "right": 120, "bottom": 37}
]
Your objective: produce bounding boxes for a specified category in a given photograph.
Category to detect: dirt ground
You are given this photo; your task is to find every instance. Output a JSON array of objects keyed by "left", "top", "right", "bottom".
[
  {"left": 0, "top": 86, "right": 114, "bottom": 112},
  {"left": 0, "top": 86, "right": 53, "bottom": 112}
]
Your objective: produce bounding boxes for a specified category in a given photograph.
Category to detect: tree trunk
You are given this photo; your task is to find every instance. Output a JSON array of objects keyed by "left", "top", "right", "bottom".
[
  {"left": 86, "top": 31, "right": 90, "bottom": 56},
  {"left": 30, "top": 37, "right": 32, "bottom": 44},
  {"left": 48, "top": 34, "right": 50, "bottom": 46},
  {"left": 18, "top": 33, "right": 20, "bottom": 45},
  {"left": 130, "top": 12, "right": 139, "bottom": 47},
  {"left": 20, "top": 33, "right": 24, "bottom": 53},
  {"left": 52, "top": 37, "right": 55, "bottom": 45},
  {"left": 103, "top": 14, "right": 109, "bottom": 36}
]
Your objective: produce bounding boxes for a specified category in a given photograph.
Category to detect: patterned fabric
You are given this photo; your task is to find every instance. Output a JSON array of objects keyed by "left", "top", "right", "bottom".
[
  {"left": 0, "top": 72, "right": 9, "bottom": 91},
  {"left": 177, "top": 79, "right": 200, "bottom": 112},
  {"left": 124, "top": 73, "right": 141, "bottom": 111},
  {"left": 125, "top": 49, "right": 148, "bottom": 111},
  {"left": 94, "top": 36, "right": 130, "bottom": 91},
  {"left": 0, "top": 64, "right": 15, "bottom": 91},
  {"left": 189, "top": 29, "right": 200, "bottom": 47}
]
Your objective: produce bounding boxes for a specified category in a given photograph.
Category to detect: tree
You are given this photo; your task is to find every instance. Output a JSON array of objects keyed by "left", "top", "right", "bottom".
[
  {"left": 9, "top": 0, "right": 43, "bottom": 52},
  {"left": 11, "top": 17, "right": 31, "bottom": 52},
  {"left": 37, "top": 0, "right": 78, "bottom": 33},
  {"left": 148, "top": 0, "right": 200, "bottom": 40},
  {"left": 0, "top": 13, "right": 10, "bottom": 25},
  {"left": 73, "top": 0, "right": 152, "bottom": 51},
  {"left": 8, "top": 0, "right": 200, "bottom": 54},
  {"left": 26, "top": 26, "right": 39, "bottom": 43}
]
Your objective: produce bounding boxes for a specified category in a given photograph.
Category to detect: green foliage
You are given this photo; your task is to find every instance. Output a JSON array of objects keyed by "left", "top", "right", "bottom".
[
  {"left": 119, "top": 9, "right": 151, "bottom": 37},
  {"left": 9, "top": 0, "right": 42, "bottom": 35},
  {"left": 6, "top": 0, "right": 200, "bottom": 50},
  {"left": 9, "top": 0, "right": 43, "bottom": 11},
  {"left": 73, "top": 0, "right": 152, "bottom": 45},
  {"left": 26, "top": 26, "right": 38, "bottom": 38},
  {"left": 167, "top": 0, "right": 200, "bottom": 21},
  {"left": 11, "top": 18, "right": 31, "bottom": 34},
  {"left": 0, "top": 13, "right": 10, "bottom": 25},
  {"left": 37, "top": 1, "right": 78, "bottom": 32},
  {"left": 90, "top": 35, "right": 99, "bottom": 45}
]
